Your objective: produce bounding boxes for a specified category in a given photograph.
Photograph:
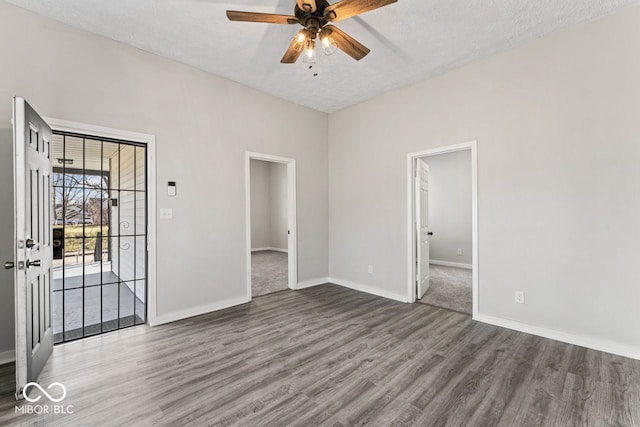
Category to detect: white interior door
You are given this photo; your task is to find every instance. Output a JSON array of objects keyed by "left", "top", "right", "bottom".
[
  {"left": 12, "top": 97, "right": 54, "bottom": 398},
  {"left": 415, "top": 159, "right": 431, "bottom": 299}
]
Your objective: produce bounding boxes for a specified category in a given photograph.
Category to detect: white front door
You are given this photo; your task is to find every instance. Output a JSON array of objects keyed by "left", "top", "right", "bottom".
[
  {"left": 12, "top": 97, "right": 54, "bottom": 398},
  {"left": 415, "top": 158, "right": 430, "bottom": 299}
]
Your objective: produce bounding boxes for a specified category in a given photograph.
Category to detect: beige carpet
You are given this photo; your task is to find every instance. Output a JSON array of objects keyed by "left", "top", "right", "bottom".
[
  {"left": 251, "top": 250, "right": 288, "bottom": 297},
  {"left": 418, "top": 264, "right": 472, "bottom": 314}
]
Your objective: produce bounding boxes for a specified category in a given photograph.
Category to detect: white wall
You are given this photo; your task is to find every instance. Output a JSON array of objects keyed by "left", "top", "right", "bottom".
[
  {"left": 250, "top": 159, "right": 272, "bottom": 250},
  {"left": 250, "top": 160, "right": 288, "bottom": 252},
  {"left": 0, "top": 129, "right": 15, "bottom": 360},
  {"left": 0, "top": 2, "right": 329, "bottom": 328},
  {"left": 328, "top": 7, "right": 640, "bottom": 354},
  {"left": 269, "top": 162, "right": 288, "bottom": 251},
  {"left": 424, "top": 150, "right": 472, "bottom": 265}
]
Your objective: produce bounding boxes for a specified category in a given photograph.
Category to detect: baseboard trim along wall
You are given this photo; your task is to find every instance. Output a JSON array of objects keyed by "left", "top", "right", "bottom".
[
  {"left": 155, "top": 279, "right": 327, "bottom": 326},
  {"left": 325, "top": 276, "right": 640, "bottom": 360},
  {"left": 328, "top": 277, "right": 408, "bottom": 303},
  {"left": 430, "top": 260, "right": 472, "bottom": 270},
  {"left": 0, "top": 349, "right": 14, "bottom": 365},
  {"left": 297, "top": 278, "right": 329, "bottom": 289},
  {"left": 474, "top": 313, "right": 640, "bottom": 361},
  {"left": 151, "top": 296, "right": 250, "bottom": 326},
  {"left": 148, "top": 277, "right": 640, "bottom": 361},
  {"left": 251, "top": 247, "right": 288, "bottom": 253}
]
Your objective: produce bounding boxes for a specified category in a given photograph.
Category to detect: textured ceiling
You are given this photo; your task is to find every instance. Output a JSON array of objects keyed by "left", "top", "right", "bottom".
[{"left": 6, "top": 0, "right": 639, "bottom": 112}]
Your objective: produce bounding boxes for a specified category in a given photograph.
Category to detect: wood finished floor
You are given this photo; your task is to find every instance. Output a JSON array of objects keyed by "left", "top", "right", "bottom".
[{"left": 0, "top": 284, "right": 639, "bottom": 426}]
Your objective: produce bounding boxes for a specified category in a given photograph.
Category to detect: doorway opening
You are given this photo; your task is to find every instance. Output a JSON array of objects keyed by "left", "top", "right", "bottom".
[
  {"left": 407, "top": 141, "right": 478, "bottom": 316},
  {"left": 9, "top": 100, "right": 157, "bottom": 397},
  {"left": 245, "top": 152, "right": 297, "bottom": 299},
  {"left": 51, "top": 132, "right": 148, "bottom": 343}
]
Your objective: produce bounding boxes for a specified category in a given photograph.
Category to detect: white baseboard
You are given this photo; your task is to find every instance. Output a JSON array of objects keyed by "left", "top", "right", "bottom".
[
  {"left": 297, "top": 277, "right": 329, "bottom": 289},
  {"left": 251, "top": 247, "right": 271, "bottom": 252},
  {"left": 474, "top": 313, "right": 640, "bottom": 361},
  {"left": 0, "top": 349, "right": 14, "bottom": 365},
  {"left": 151, "top": 296, "right": 250, "bottom": 326},
  {"left": 328, "top": 277, "right": 408, "bottom": 303},
  {"left": 430, "top": 260, "right": 472, "bottom": 270},
  {"left": 251, "top": 247, "right": 288, "bottom": 254}
]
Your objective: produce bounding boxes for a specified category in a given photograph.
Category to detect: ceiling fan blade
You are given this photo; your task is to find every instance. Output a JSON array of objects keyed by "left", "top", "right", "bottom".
[
  {"left": 226, "top": 10, "right": 299, "bottom": 24},
  {"left": 296, "top": 0, "right": 318, "bottom": 13},
  {"left": 324, "top": 25, "right": 370, "bottom": 60},
  {"left": 324, "top": 0, "right": 397, "bottom": 22},
  {"left": 281, "top": 30, "right": 307, "bottom": 63}
]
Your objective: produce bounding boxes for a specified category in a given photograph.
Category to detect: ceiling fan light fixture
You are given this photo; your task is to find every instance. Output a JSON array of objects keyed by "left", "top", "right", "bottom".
[
  {"left": 227, "top": 0, "right": 398, "bottom": 64},
  {"left": 303, "top": 39, "right": 317, "bottom": 63},
  {"left": 321, "top": 34, "right": 337, "bottom": 56}
]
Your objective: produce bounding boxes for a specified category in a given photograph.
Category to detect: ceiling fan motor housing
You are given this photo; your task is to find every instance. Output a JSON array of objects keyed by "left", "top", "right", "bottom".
[{"left": 295, "top": 0, "right": 332, "bottom": 38}]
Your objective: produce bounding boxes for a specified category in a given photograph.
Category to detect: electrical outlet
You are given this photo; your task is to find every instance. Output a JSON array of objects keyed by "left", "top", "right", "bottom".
[
  {"left": 367, "top": 265, "right": 373, "bottom": 274},
  {"left": 514, "top": 291, "right": 525, "bottom": 304},
  {"left": 457, "top": 248, "right": 463, "bottom": 256},
  {"left": 159, "top": 208, "right": 173, "bottom": 220}
]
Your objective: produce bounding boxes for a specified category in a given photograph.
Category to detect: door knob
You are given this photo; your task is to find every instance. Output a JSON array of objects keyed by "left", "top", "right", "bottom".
[
  {"left": 26, "top": 259, "right": 41, "bottom": 268},
  {"left": 4, "top": 262, "right": 14, "bottom": 270},
  {"left": 427, "top": 232, "right": 433, "bottom": 236}
]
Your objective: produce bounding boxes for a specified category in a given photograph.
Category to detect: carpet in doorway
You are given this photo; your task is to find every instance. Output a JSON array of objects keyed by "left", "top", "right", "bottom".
[
  {"left": 251, "top": 250, "right": 288, "bottom": 297},
  {"left": 418, "top": 264, "right": 472, "bottom": 314}
]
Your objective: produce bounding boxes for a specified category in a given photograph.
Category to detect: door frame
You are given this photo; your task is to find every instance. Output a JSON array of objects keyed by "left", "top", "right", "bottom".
[
  {"left": 406, "top": 141, "right": 479, "bottom": 316},
  {"left": 245, "top": 152, "right": 297, "bottom": 300},
  {"left": 43, "top": 117, "right": 159, "bottom": 326}
]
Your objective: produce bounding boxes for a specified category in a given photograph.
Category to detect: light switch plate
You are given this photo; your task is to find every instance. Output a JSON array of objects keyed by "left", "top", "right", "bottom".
[
  {"left": 159, "top": 208, "right": 173, "bottom": 220},
  {"left": 168, "top": 181, "right": 176, "bottom": 197}
]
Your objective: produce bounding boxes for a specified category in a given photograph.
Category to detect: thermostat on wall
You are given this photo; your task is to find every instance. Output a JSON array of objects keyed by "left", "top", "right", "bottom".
[{"left": 168, "top": 181, "right": 176, "bottom": 196}]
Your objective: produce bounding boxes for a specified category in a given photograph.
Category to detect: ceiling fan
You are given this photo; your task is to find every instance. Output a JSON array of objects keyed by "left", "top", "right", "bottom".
[{"left": 226, "top": 0, "right": 397, "bottom": 64}]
